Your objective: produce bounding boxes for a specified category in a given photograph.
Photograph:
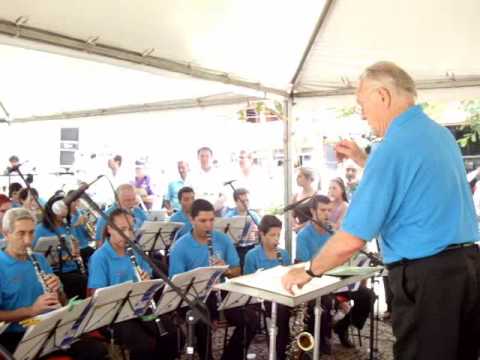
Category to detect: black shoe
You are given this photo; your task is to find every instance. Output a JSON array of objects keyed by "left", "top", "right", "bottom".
[{"left": 334, "top": 328, "right": 355, "bottom": 348}]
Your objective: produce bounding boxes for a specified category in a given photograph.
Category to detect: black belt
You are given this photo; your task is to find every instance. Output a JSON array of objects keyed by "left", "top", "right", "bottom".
[{"left": 386, "top": 242, "right": 478, "bottom": 271}]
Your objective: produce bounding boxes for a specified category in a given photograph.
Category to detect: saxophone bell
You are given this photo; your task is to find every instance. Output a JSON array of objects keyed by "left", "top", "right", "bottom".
[{"left": 297, "top": 331, "right": 315, "bottom": 352}]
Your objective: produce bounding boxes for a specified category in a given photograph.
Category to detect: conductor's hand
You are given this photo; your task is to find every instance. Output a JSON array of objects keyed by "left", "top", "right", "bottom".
[
  {"left": 281, "top": 267, "right": 312, "bottom": 295},
  {"left": 335, "top": 140, "right": 367, "bottom": 168},
  {"left": 31, "top": 293, "right": 60, "bottom": 316},
  {"left": 44, "top": 274, "right": 61, "bottom": 293}
]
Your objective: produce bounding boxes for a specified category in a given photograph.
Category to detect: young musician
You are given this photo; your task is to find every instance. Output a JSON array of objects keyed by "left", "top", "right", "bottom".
[
  {"left": 296, "top": 195, "right": 373, "bottom": 350},
  {"left": 0, "top": 208, "right": 107, "bottom": 359},
  {"left": 34, "top": 194, "right": 87, "bottom": 299},
  {"left": 88, "top": 208, "right": 179, "bottom": 360},
  {"left": 169, "top": 199, "right": 258, "bottom": 360},
  {"left": 243, "top": 215, "right": 291, "bottom": 360}
]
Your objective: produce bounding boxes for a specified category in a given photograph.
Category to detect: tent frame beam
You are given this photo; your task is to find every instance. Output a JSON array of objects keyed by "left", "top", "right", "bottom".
[
  {"left": 0, "top": 19, "right": 288, "bottom": 98},
  {"left": 10, "top": 94, "right": 260, "bottom": 123}
]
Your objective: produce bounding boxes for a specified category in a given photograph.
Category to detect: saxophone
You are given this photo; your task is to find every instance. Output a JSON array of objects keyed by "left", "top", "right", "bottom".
[{"left": 286, "top": 303, "right": 314, "bottom": 359}]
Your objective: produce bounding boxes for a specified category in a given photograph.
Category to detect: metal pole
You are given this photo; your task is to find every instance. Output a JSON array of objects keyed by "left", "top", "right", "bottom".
[
  {"left": 313, "top": 297, "right": 322, "bottom": 360},
  {"left": 283, "top": 97, "right": 294, "bottom": 257},
  {"left": 268, "top": 301, "right": 278, "bottom": 360}
]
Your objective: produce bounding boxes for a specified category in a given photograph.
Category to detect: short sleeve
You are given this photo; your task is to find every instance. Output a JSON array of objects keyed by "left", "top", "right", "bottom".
[
  {"left": 222, "top": 234, "right": 240, "bottom": 268},
  {"left": 168, "top": 242, "right": 187, "bottom": 277},
  {"left": 88, "top": 253, "right": 109, "bottom": 289},
  {"left": 243, "top": 250, "right": 256, "bottom": 274},
  {"left": 295, "top": 230, "right": 310, "bottom": 262}
]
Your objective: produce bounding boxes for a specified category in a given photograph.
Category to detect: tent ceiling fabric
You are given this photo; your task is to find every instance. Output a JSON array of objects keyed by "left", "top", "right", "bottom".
[
  {"left": 294, "top": 0, "right": 480, "bottom": 94},
  {"left": 0, "top": 0, "right": 326, "bottom": 91}
]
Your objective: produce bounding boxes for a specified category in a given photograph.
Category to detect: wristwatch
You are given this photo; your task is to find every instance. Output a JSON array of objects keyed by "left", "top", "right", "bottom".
[{"left": 305, "top": 264, "right": 322, "bottom": 278}]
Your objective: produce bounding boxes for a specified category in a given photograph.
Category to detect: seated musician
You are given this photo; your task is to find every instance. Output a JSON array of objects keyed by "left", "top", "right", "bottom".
[
  {"left": 34, "top": 194, "right": 87, "bottom": 299},
  {"left": 0, "top": 208, "right": 107, "bottom": 359},
  {"left": 296, "top": 195, "right": 373, "bottom": 351},
  {"left": 224, "top": 188, "right": 260, "bottom": 272},
  {"left": 66, "top": 190, "right": 96, "bottom": 266},
  {"left": 169, "top": 199, "right": 258, "bottom": 360},
  {"left": 95, "top": 184, "right": 147, "bottom": 245},
  {"left": 170, "top": 186, "right": 194, "bottom": 240},
  {"left": 88, "top": 208, "right": 179, "bottom": 360},
  {"left": 243, "top": 215, "right": 291, "bottom": 360}
]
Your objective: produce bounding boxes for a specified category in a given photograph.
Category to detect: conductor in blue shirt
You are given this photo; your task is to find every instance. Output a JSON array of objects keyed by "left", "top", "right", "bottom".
[
  {"left": 169, "top": 199, "right": 258, "bottom": 360},
  {"left": 244, "top": 215, "right": 290, "bottom": 360},
  {"left": 282, "top": 61, "right": 480, "bottom": 360}
]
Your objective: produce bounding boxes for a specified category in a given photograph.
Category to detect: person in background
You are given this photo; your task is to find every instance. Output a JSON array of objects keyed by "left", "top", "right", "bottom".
[
  {"left": 170, "top": 186, "right": 195, "bottom": 240},
  {"left": 290, "top": 167, "right": 317, "bottom": 232},
  {"left": 344, "top": 159, "right": 360, "bottom": 200},
  {"left": 164, "top": 160, "right": 190, "bottom": 215},
  {"left": 244, "top": 215, "right": 290, "bottom": 360},
  {"left": 328, "top": 177, "right": 349, "bottom": 230},
  {"left": 132, "top": 161, "right": 155, "bottom": 210},
  {"left": 18, "top": 187, "right": 43, "bottom": 222},
  {"left": 8, "top": 183, "right": 22, "bottom": 208},
  {"left": 0, "top": 195, "right": 12, "bottom": 241},
  {"left": 3, "top": 155, "right": 20, "bottom": 175}
]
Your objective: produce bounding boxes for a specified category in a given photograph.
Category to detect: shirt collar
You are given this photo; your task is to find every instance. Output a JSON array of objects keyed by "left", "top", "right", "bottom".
[
  {"left": 104, "top": 240, "right": 124, "bottom": 259},
  {"left": 384, "top": 105, "right": 423, "bottom": 139}
]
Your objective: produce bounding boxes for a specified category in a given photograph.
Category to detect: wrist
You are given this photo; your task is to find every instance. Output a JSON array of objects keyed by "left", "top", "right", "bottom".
[{"left": 305, "top": 263, "right": 322, "bottom": 278}]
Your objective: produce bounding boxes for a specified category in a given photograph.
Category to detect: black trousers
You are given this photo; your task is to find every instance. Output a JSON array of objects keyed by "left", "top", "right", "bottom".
[
  {"left": 334, "top": 286, "right": 375, "bottom": 334},
  {"left": 389, "top": 245, "right": 480, "bottom": 360},
  {"left": 194, "top": 294, "right": 258, "bottom": 360},
  {"left": 0, "top": 331, "right": 108, "bottom": 360},
  {"left": 56, "top": 270, "right": 87, "bottom": 299},
  {"left": 112, "top": 318, "right": 180, "bottom": 360},
  {"left": 383, "top": 275, "right": 393, "bottom": 313}
]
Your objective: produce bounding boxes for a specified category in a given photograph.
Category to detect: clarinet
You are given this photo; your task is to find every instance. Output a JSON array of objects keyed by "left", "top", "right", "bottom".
[
  {"left": 276, "top": 248, "right": 283, "bottom": 265},
  {"left": 126, "top": 247, "right": 168, "bottom": 336},
  {"left": 206, "top": 231, "right": 224, "bottom": 316},
  {"left": 26, "top": 247, "right": 52, "bottom": 293},
  {"left": 64, "top": 221, "right": 87, "bottom": 275}
]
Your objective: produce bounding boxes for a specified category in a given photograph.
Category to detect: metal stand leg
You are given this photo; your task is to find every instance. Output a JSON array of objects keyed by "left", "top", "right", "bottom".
[
  {"left": 313, "top": 297, "right": 322, "bottom": 360},
  {"left": 268, "top": 301, "right": 278, "bottom": 360}
]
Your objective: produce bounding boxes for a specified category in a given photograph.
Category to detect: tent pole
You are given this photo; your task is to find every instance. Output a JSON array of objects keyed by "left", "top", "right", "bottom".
[{"left": 283, "top": 97, "right": 295, "bottom": 257}]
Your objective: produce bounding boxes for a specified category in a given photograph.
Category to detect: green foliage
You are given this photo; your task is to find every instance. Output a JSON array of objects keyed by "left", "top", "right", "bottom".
[{"left": 458, "top": 99, "right": 480, "bottom": 147}]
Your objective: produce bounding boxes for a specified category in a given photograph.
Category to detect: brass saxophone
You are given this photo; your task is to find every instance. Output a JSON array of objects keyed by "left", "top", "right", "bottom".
[{"left": 286, "top": 302, "right": 314, "bottom": 359}]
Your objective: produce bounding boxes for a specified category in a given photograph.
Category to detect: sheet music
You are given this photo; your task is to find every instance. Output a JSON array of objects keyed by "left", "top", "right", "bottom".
[
  {"left": 214, "top": 216, "right": 247, "bottom": 243},
  {"left": 155, "top": 266, "right": 227, "bottom": 316},
  {"left": 228, "top": 263, "right": 340, "bottom": 298},
  {"left": 114, "top": 279, "right": 164, "bottom": 323},
  {"left": 218, "top": 291, "right": 260, "bottom": 311},
  {"left": 138, "top": 221, "right": 184, "bottom": 251}
]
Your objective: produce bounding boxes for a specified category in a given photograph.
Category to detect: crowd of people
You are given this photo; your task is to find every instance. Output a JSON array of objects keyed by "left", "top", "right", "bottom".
[{"left": 0, "top": 61, "right": 479, "bottom": 360}]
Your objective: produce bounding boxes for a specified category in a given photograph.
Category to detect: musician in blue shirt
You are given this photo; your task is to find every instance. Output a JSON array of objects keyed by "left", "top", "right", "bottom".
[
  {"left": 88, "top": 208, "right": 178, "bottom": 360},
  {"left": 169, "top": 199, "right": 256, "bottom": 360},
  {"left": 283, "top": 62, "right": 480, "bottom": 359},
  {"left": 243, "top": 215, "right": 290, "bottom": 360},
  {"left": 94, "top": 184, "right": 147, "bottom": 244},
  {"left": 34, "top": 194, "right": 87, "bottom": 299},
  {"left": 170, "top": 186, "right": 194, "bottom": 240},
  {"left": 0, "top": 208, "right": 107, "bottom": 359}
]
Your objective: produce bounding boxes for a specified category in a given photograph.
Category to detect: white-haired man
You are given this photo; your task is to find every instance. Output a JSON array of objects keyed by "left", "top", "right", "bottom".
[{"left": 282, "top": 61, "right": 480, "bottom": 360}]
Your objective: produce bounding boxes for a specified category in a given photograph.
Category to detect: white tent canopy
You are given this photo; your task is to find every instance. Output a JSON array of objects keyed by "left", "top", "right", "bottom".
[{"left": 0, "top": 0, "right": 479, "bottom": 122}]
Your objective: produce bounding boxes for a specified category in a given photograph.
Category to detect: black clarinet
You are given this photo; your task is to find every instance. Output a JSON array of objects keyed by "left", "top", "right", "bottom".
[
  {"left": 26, "top": 247, "right": 52, "bottom": 293},
  {"left": 126, "top": 246, "right": 168, "bottom": 336},
  {"left": 276, "top": 248, "right": 283, "bottom": 265},
  {"left": 206, "top": 231, "right": 224, "bottom": 315}
]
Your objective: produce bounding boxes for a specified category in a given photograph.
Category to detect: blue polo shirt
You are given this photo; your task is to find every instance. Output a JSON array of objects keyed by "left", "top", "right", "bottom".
[
  {"left": 0, "top": 251, "right": 53, "bottom": 332},
  {"left": 87, "top": 241, "right": 152, "bottom": 289},
  {"left": 244, "top": 245, "right": 290, "bottom": 275},
  {"left": 34, "top": 224, "right": 78, "bottom": 273},
  {"left": 342, "top": 105, "right": 479, "bottom": 264},
  {"left": 296, "top": 222, "right": 331, "bottom": 262},
  {"left": 170, "top": 210, "right": 192, "bottom": 240},
  {"left": 169, "top": 230, "right": 240, "bottom": 277},
  {"left": 165, "top": 179, "right": 185, "bottom": 211},
  {"left": 71, "top": 210, "right": 91, "bottom": 249},
  {"left": 94, "top": 204, "right": 147, "bottom": 241}
]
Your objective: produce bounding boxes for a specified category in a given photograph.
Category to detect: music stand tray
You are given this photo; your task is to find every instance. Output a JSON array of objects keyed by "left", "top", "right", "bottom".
[
  {"left": 214, "top": 216, "right": 247, "bottom": 244},
  {"left": 0, "top": 322, "right": 8, "bottom": 335},
  {"left": 138, "top": 221, "right": 184, "bottom": 252},
  {"left": 155, "top": 266, "right": 228, "bottom": 316}
]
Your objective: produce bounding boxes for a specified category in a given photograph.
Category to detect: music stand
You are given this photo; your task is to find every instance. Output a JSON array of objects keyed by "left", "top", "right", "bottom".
[
  {"left": 147, "top": 211, "right": 167, "bottom": 222},
  {"left": 216, "top": 263, "right": 382, "bottom": 360},
  {"left": 0, "top": 321, "right": 8, "bottom": 335},
  {"left": 33, "top": 236, "right": 63, "bottom": 265},
  {"left": 13, "top": 298, "right": 91, "bottom": 360},
  {"left": 155, "top": 266, "right": 228, "bottom": 316},
  {"left": 138, "top": 221, "right": 184, "bottom": 253},
  {"left": 214, "top": 216, "right": 248, "bottom": 244}
]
